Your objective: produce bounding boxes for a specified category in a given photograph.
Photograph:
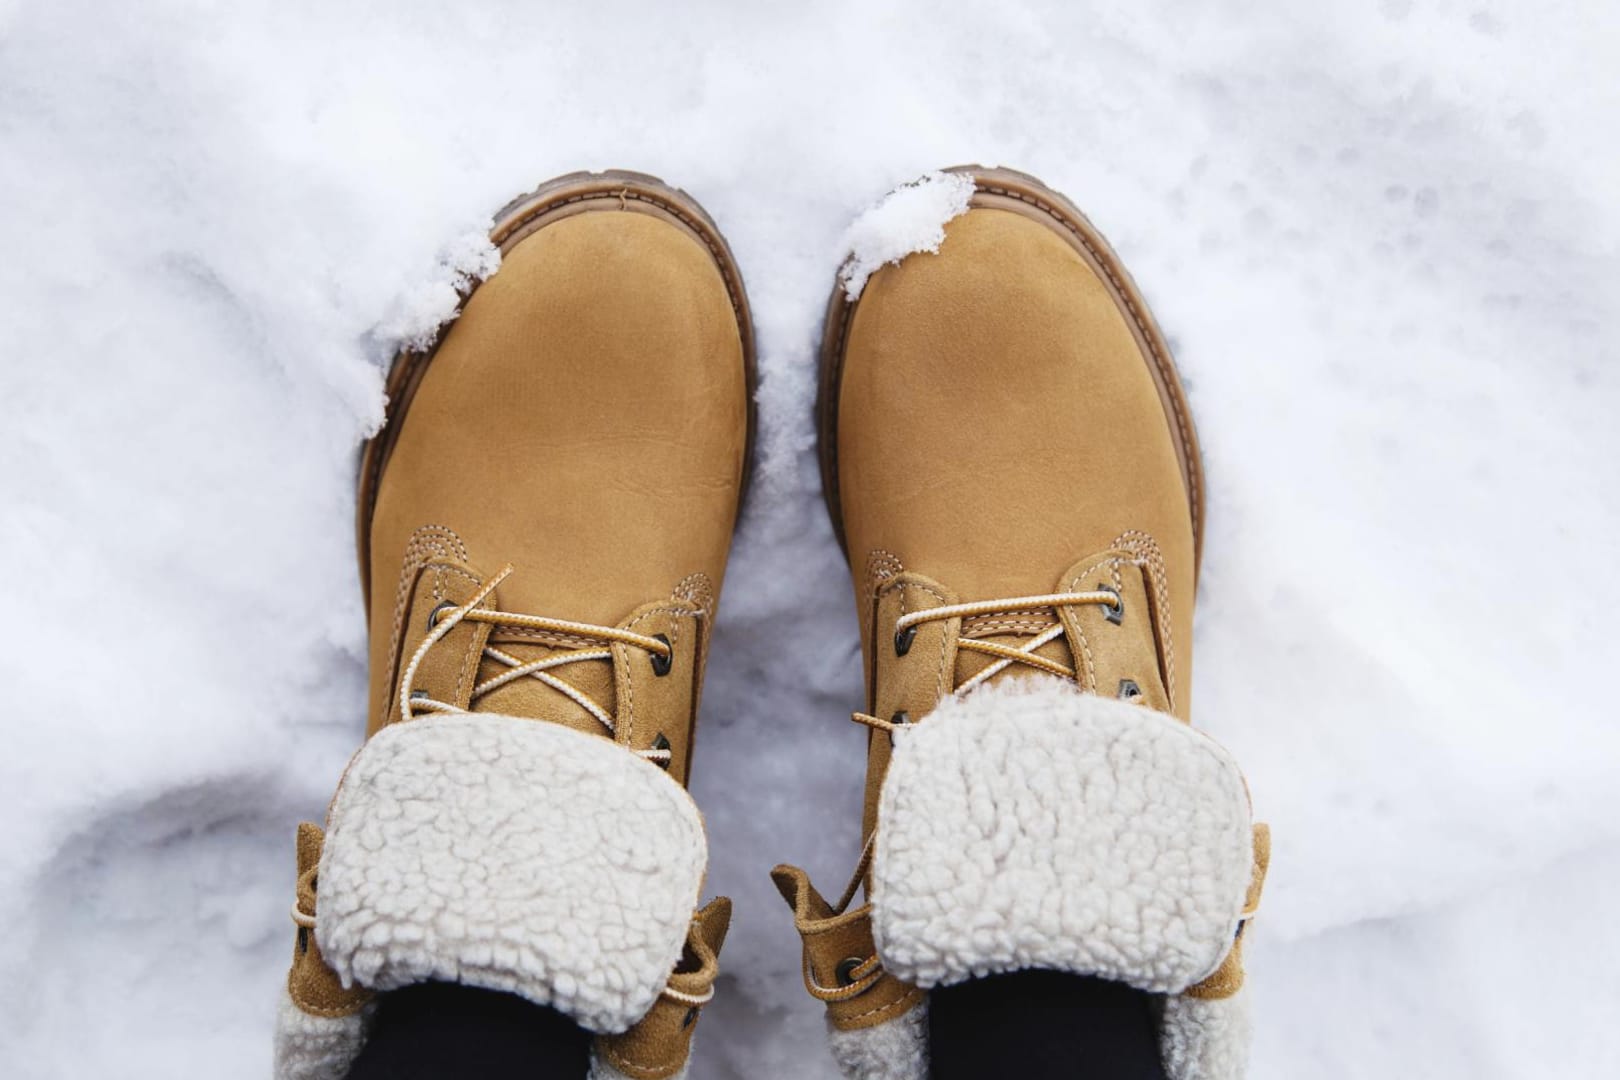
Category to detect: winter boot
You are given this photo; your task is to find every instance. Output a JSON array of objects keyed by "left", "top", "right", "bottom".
[
  {"left": 274, "top": 171, "right": 755, "bottom": 1080},
  {"left": 773, "top": 167, "right": 1269, "bottom": 1080}
]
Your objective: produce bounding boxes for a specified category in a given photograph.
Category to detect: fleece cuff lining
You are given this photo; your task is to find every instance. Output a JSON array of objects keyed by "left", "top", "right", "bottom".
[
  {"left": 314, "top": 713, "right": 708, "bottom": 1034},
  {"left": 871, "top": 680, "right": 1254, "bottom": 993}
]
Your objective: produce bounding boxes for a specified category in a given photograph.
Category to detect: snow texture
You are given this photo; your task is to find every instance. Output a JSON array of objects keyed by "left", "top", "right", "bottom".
[
  {"left": 311, "top": 713, "right": 707, "bottom": 1034},
  {"left": 373, "top": 231, "right": 501, "bottom": 356},
  {"left": 837, "top": 171, "right": 975, "bottom": 299},
  {"left": 870, "top": 681, "right": 1254, "bottom": 994},
  {"left": 1, "top": 2, "right": 1618, "bottom": 1078}
]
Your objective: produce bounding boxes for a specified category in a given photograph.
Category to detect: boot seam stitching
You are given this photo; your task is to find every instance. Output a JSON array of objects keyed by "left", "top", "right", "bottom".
[
  {"left": 622, "top": 606, "right": 698, "bottom": 750},
  {"left": 1064, "top": 555, "right": 1118, "bottom": 692},
  {"left": 600, "top": 1044, "right": 683, "bottom": 1078},
  {"left": 382, "top": 526, "right": 468, "bottom": 725},
  {"left": 502, "top": 187, "right": 748, "bottom": 335},
  {"left": 839, "top": 983, "right": 925, "bottom": 1025},
  {"left": 888, "top": 580, "right": 952, "bottom": 701},
  {"left": 1111, "top": 530, "right": 1176, "bottom": 710}
]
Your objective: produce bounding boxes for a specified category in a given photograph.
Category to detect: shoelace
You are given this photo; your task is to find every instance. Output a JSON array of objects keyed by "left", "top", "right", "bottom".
[
  {"left": 799, "top": 833, "right": 885, "bottom": 1002},
  {"left": 851, "top": 588, "right": 1122, "bottom": 733},
  {"left": 399, "top": 565, "right": 675, "bottom": 764}
]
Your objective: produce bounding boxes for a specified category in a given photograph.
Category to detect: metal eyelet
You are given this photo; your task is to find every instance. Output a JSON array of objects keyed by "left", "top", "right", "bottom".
[
  {"left": 1117, "top": 679, "right": 1142, "bottom": 701},
  {"left": 427, "top": 600, "right": 458, "bottom": 630},
  {"left": 894, "top": 625, "right": 917, "bottom": 656},
  {"left": 652, "top": 732, "right": 672, "bottom": 769},
  {"left": 650, "top": 634, "right": 673, "bottom": 676},
  {"left": 297, "top": 928, "right": 309, "bottom": 955},
  {"left": 891, "top": 711, "right": 910, "bottom": 726},
  {"left": 1097, "top": 584, "right": 1124, "bottom": 625},
  {"left": 681, "top": 1006, "right": 699, "bottom": 1030},
  {"left": 835, "top": 956, "right": 867, "bottom": 987}
]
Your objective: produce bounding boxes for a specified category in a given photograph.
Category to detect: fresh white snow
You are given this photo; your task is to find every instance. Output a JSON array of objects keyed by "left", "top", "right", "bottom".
[
  {"left": 374, "top": 231, "right": 501, "bottom": 356},
  {"left": 2, "top": 1, "right": 1617, "bottom": 1077},
  {"left": 837, "top": 171, "right": 975, "bottom": 298}
]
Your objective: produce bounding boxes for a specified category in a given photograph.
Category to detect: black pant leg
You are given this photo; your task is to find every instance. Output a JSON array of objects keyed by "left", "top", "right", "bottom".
[
  {"left": 343, "top": 982, "right": 590, "bottom": 1080},
  {"left": 928, "top": 971, "right": 1168, "bottom": 1080}
]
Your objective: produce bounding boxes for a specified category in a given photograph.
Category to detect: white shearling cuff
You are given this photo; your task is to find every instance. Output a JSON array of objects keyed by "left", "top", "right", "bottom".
[
  {"left": 272, "top": 988, "right": 371, "bottom": 1080},
  {"left": 314, "top": 713, "right": 708, "bottom": 1034},
  {"left": 1161, "top": 993, "right": 1252, "bottom": 1080},
  {"left": 826, "top": 1001, "right": 930, "bottom": 1080},
  {"left": 871, "top": 679, "right": 1254, "bottom": 993}
]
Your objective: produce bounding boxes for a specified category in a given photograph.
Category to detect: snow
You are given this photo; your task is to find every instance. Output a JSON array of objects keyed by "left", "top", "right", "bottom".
[
  {"left": 374, "top": 231, "right": 501, "bottom": 356},
  {"left": 837, "top": 171, "right": 975, "bottom": 299},
  {"left": 1, "top": 1, "right": 1616, "bottom": 1077}
]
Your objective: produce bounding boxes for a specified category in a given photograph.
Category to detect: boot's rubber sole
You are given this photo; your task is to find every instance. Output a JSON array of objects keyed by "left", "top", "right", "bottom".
[
  {"left": 356, "top": 169, "right": 759, "bottom": 607},
  {"left": 815, "top": 164, "right": 1206, "bottom": 579}
]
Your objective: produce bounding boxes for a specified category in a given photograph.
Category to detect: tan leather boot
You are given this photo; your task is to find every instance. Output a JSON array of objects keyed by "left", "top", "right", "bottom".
[
  {"left": 274, "top": 171, "right": 753, "bottom": 1080},
  {"left": 774, "top": 167, "right": 1268, "bottom": 1080}
]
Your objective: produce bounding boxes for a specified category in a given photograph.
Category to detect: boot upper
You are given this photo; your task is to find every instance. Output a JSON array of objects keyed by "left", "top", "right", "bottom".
[
  {"left": 832, "top": 203, "right": 1198, "bottom": 725},
  {"left": 364, "top": 206, "right": 751, "bottom": 783},
  {"left": 276, "top": 175, "right": 753, "bottom": 1080},
  {"left": 779, "top": 170, "right": 1264, "bottom": 1080}
]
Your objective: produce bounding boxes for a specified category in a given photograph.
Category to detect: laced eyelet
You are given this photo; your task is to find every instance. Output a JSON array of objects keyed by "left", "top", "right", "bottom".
[
  {"left": 894, "top": 625, "right": 917, "bottom": 656},
  {"left": 652, "top": 732, "right": 672, "bottom": 769},
  {"left": 650, "top": 634, "right": 673, "bottom": 676},
  {"left": 427, "top": 600, "right": 458, "bottom": 630},
  {"left": 1097, "top": 584, "right": 1124, "bottom": 625},
  {"left": 835, "top": 956, "right": 867, "bottom": 986},
  {"left": 1117, "top": 679, "right": 1142, "bottom": 700}
]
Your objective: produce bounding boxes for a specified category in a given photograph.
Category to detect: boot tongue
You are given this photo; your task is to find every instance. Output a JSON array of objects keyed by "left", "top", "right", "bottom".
[
  {"left": 948, "top": 551, "right": 1128, "bottom": 692},
  {"left": 470, "top": 635, "right": 618, "bottom": 738},
  {"left": 953, "top": 618, "right": 1076, "bottom": 690}
]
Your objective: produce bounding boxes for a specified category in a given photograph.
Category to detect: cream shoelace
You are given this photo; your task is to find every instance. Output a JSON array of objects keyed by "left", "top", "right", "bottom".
[
  {"left": 851, "top": 588, "right": 1122, "bottom": 734},
  {"left": 398, "top": 566, "right": 675, "bottom": 764},
  {"left": 800, "top": 832, "right": 885, "bottom": 1002}
]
